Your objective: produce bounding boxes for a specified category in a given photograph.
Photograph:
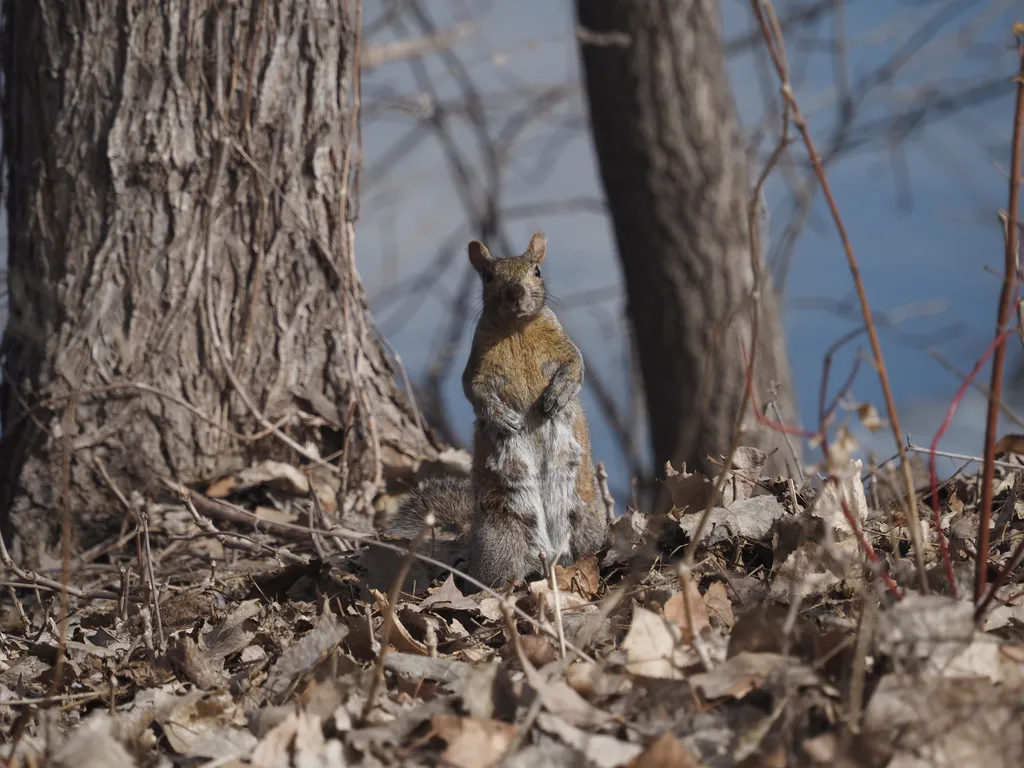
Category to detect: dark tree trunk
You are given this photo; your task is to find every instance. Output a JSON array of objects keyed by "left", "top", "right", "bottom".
[
  {"left": 576, "top": 0, "right": 799, "bottom": 483},
  {"left": 0, "top": 0, "right": 440, "bottom": 564}
]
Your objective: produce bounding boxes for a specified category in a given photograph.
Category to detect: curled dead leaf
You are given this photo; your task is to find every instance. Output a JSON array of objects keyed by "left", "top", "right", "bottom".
[
  {"left": 431, "top": 714, "right": 517, "bottom": 768},
  {"left": 622, "top": 606, "right": 698, "bottom": 680},
  {"left": 626, "top": 731, "right": 704, "bottom": 768},
  {"left": 235, "top": 460, "right": 310, "bottom": 496},
  {"left": 855, "top": 402, "right": 885, "bottom": 432},
  {"left": 554, "top": 553, "right": 601, "bottom": 597},
  {"left": 662, "top": 582, "right": 710, "bottom": 642},
  {"left": 702, "top": 581, "right": 735, "bottom": 630},
  {"left": 717, "top": 446, "right": 768, "bottom": 505},
  {"left": 664, "top": 461, "right": 720, "bottom": 511}
]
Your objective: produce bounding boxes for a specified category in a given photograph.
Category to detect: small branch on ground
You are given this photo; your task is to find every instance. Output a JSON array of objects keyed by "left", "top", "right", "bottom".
[{"left": 362, "top": 513, "right": 434, "bottom": 720}]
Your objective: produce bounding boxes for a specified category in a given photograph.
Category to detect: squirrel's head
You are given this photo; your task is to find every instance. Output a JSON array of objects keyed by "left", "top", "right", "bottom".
[{"left": 468, "top": 232, "right": 547, "bottom": 323}]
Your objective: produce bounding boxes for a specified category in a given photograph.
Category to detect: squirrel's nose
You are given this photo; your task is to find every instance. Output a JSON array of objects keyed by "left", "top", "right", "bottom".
[{"left": 508, "top": 284, "right": 525, "bottom": 302}]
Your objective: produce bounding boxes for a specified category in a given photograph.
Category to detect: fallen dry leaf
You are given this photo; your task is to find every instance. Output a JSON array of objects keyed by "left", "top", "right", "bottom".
[
  {"left": 251, "top": 711, "right": 301, "bottom": 767},
  {"left": 235, "top": 459, "right": 310, "bottom": 496},
  {"left": 512, "top": 633, "right": 559, "bottom": 668},
  {"left": 717, "top": 446, "right": 768, "bottom": 505},
  {"left": 510, "top": 634, "right": 611, "bottom": 729},
  {"left": 251, "top": 505, "right": 300, "bottom": 526},
  {"left": 856, "top": 402, "right": 885, "bottom": 432},
  {"left": 205, "top": 474, "right": 237, "bottom": 499},
  {"left": 622, "top": 605, "right": 697, "bottom": 680},
  {"left": 662, "top": 581, "right": 710, "bottom": 642},
  {"left": 535, "top": 712, "right": 642, "bottom": 767},
  {"left": 369, "top": 590, "right": 430, "bottom": 656},
  {"left": 477, "top": 597, "right": 504, "bottom": 622},
  {"left": 418, "top": 574, "right": 478, "bottom": 612},
  {"left": 664, "top": 460, "right": 720, "bottom": 511},
  {"left": 769, "top": 541, "right": 845, "bottom": 604},
  {"left": 167, "top": 635, "right": 224, "bottom": 690},
  {"left": 690, "top": 651, "right": 791, "bottom": 700},
  {"left": 51, "top": 713, "right": 136, "bottom": 768},
  {"left": 554, "top": 553, "right": 601, "bottom": 597},
  {"left": 702, "top": 581, "right": 735, "bottom": 630},
  {"left": 727, "top": 603, "right": 815, "bottom": 658},
  {"left": 264, "top": 611, "right": 349, "bottom": 705},
  {"left": 159, "top": 693, "right": 254, "bottom": 759},
  {"left": 565, "top": 661, "right": 633, "bottom": 700},
  {"left": 528, "top": 576, "right": 592, "bottom": 616},
  {"left": 814, "top": 460, "right": 868, "bottom": 535},
  {"left": 626, "top": 731, "right": 704, "bottom": 767},
  {"left": 602, "top": 509, "right": 663, "bottom": 566},
  {"left": 312, "top": 478, "right": 338, "bottom": 515},
  {"left": 204, "top": 599, "right": 261, "bottom": 660},
  {"left": 457, "top": 659, "right": 517, "bottom": 721},
  {"left": 876, "top": 594, "right": 975, "bottom": 672},
  {"left": 862, "top": 674, "right": 1024, "bottom": 768},
  {"left": 801, "top": 732, "right": 838, "bottom": 764},
  {"left": 677, "top": 495, "right": 787, "bottom": 551},
  {"left": 432, "top": 714, "right": 517, "bottom": 768}
]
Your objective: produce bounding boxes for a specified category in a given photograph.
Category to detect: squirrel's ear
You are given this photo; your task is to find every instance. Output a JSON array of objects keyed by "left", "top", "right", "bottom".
[
  {"left": 527, "top": 232, "right": 547, "bottom": 263},
  {"left": 467, "top": 241, "right": 492, "bottom": 272}
]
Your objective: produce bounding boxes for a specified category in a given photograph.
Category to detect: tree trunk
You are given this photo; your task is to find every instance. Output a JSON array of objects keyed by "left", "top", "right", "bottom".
[
  {"left": 0, "top": 0, "right": 439, "bottom": 564},
  {"left": 576, "top": 0, "right": 799, "bottom": 484}
]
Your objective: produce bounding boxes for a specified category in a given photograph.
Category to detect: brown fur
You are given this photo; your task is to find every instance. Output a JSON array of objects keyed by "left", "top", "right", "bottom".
[
  {"left": 461, "top": 232, "right": 607, "bottom": 588},
  {"left": 387, "top": 232, "right": 608, "bottom": 590},
  {"left": 465, "top": 312, "right": 580, "bottom": 414}
]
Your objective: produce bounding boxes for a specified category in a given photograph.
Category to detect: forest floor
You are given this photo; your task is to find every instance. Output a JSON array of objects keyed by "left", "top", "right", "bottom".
[{"left": 2, "top": 446, "right": 1024, "bottom": 767}]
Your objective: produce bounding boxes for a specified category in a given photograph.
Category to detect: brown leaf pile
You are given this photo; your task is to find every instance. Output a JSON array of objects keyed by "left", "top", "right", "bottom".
[{"left": 2, "top": 449, "right": 1024, "bottom": 767}]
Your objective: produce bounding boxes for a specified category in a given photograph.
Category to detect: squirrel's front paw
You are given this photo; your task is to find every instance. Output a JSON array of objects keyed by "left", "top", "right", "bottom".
[
  {"left": 493, "top": 407, "right": 525, "bottom": 433},
  {"left": 541, "top": 376, "right": 580, "bottom": 417},
  {"left": 483, "top": 399, "right": 524, "bottom": 433}
]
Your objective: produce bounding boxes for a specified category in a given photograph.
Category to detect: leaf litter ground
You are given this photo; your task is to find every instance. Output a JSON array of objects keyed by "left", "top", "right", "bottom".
[{"left": 3, "top": 447, "right": 1024, "bottom": 767}]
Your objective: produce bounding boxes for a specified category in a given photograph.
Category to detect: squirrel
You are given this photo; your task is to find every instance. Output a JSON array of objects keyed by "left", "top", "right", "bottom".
[{"left": 388, "top": 232, "right": 608, "bottom": 588}]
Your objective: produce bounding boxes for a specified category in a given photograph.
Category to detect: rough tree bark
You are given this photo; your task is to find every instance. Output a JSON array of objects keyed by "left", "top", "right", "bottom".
[
  {"left": 0, "top": 0, "right": 440, "bottom": 564},
  {"left": 576, "top": 0, "right": 799, "bottom": 481}
]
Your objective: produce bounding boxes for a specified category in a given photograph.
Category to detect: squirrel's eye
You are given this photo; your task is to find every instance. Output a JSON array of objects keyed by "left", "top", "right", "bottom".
[
  {"left": 483, "top": 270, "right": 494, "bottom": 283},
  {"left": 534, "top": 266, "right": 541, "bottom": 278}
]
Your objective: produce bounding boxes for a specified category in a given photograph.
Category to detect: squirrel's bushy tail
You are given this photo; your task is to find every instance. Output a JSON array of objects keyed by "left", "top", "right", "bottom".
[{"left": 387, "top": 474, "right": 474, "bottom": 538}]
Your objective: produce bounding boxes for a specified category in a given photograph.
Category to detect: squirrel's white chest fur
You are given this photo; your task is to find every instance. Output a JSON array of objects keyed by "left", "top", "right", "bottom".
[{"left": 482, "top": 401, "right": 583, "bottom": 562}]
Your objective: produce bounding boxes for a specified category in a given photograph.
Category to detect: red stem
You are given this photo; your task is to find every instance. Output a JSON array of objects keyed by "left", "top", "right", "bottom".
[
  {"left": 928, "top": 329, "right": 1017, "bottom": 597},
  {"left": 975, "top": 39, "right": 1024, "bottom": 605}
]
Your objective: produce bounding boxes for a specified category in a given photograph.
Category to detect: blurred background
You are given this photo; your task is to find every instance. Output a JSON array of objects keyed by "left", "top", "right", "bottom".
[{"left": 354, "top": 0, "right": 1024, "bottom": 500}]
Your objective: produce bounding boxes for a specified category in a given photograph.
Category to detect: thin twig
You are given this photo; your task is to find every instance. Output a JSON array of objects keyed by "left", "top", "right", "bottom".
[
  {"left": 976, "top": 532, "right": 1024, "bottom": 622},
  {"left": 168, "top": 484, "right": 598, "bottom": 663},
  {"left": 540, "top": 552, "right": 567, "bottom": 660},
  {"left": 678, "top": 563, "right": 712, "bottom": 671},
  {"left": 139, "top": 509, "right": 165, "bottom": 652},
  {"left": 929, "top": 347, "right": 1024, "bottom": 430},
  {"left": 923, "top": 330, "right": 1019, "bottom": 597},
  {"left": 845, "top": 596, "right": 875, "bottom": 740},
  {"left": 140, "top": 606, "right": 155, "bottom": 658},
  {"left": 181, "top": 493, "right": 308, "bottom": 566},
  {"left": 752, "top": 0, "right": 928, "bottom": 592},
  {"left": 6, "top": 586, "right": 29, "bottom": 630},
  {"left": 909, "top": 440, "right": 1024, "bottom": 473},
  {"left": 362, "top": 22, "right": 475, "bottom": 71},
  {"left": 362, "top": 512, "right": 433, "bottom": 720},
  {"left": 976, "top": 34, "right": 1024, "bottom": 605}
]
